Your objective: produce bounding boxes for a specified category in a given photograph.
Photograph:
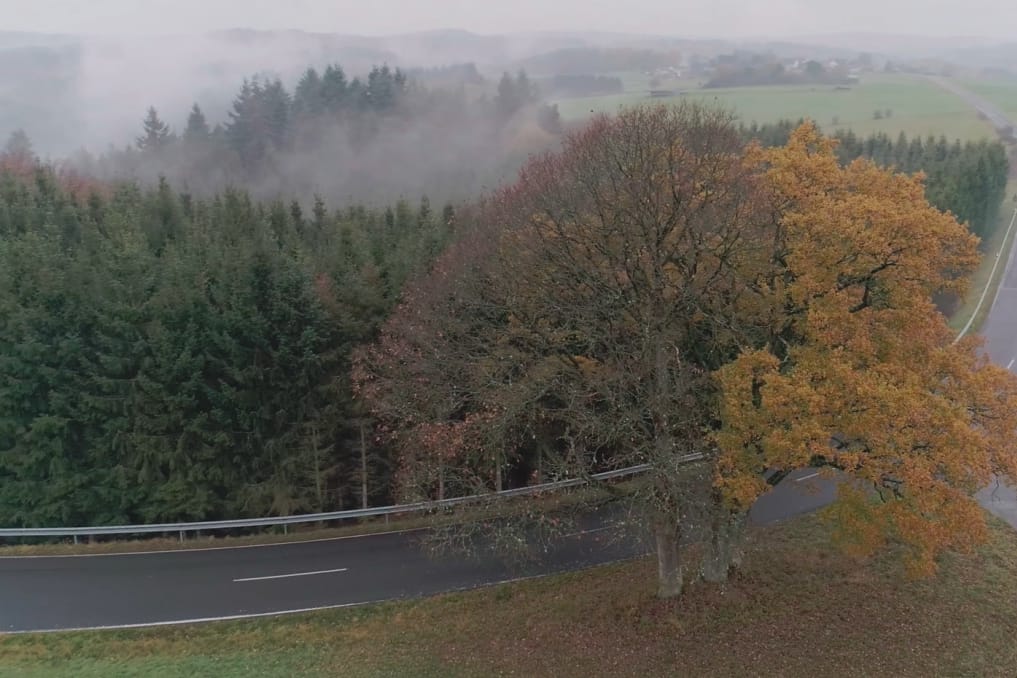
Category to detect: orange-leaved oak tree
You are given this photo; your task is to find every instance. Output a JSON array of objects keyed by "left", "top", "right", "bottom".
[
  {"left": 714, "top": 124, "right": 1017, "bottom": 577},
  {"left": 356, "top": 103, "right": 1017, "bottom": 599}
]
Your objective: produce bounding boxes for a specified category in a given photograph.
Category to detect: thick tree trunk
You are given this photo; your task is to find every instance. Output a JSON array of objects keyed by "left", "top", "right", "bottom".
[
  {"left": 655, "top": 513, "right": 683, "bottom": 598},
  {"left": 701, "top": 506, "right": 748, "bottom": 583}
]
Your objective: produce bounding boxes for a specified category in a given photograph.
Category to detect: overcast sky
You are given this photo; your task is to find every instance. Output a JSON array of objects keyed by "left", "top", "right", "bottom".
[{"left": 3, "top": 0, "right": 1015, "bottom": 39}]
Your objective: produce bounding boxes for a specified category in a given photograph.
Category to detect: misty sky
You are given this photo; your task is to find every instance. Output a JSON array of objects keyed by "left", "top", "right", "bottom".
[{"left": 4, "top": 0, "right": 1017, "bottom": 40}]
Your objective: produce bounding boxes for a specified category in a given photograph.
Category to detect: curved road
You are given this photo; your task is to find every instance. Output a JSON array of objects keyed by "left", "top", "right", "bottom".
[
  {"left": 933, "top": 76, "right": 1017, "bottom": 530},
  {"left": 3, "top": 80, "right": 1017, "bottom": 634},
  {"left": 0, "top": 469, "right": 836, "bottom": 633},
  {"left": 972, "top": 203, "right": 1017, "bottom": 528}
]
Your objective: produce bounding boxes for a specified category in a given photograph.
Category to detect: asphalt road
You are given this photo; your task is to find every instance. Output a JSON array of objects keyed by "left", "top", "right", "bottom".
[
  {"left": 0, "top": 468, "right": 834, "bottom": 633},
  {"left": 930, "top": 77, "right": 1017, "bottom": 530},
  {"left": 969, "top": 204, "right": 1017, "bottom": 530}
]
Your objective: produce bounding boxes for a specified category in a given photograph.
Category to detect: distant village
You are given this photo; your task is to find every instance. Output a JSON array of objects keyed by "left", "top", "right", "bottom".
[
  {"left": 640, "top": 49, "right": 963, "bottom": 96},
  {"left": 644, "top": 51, "right": 884, "bottom": 94}
]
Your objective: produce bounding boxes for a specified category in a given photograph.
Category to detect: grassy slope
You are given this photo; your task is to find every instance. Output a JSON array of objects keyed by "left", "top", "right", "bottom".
[
  {"left": 4, "top": 514, "right": 1017, "bottom": 678},
  {"left": 555, "top": 74, "right": 996, "bottom": 142}
]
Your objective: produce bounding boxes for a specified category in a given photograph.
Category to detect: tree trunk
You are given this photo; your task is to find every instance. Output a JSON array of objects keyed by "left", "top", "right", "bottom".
[
  {"left": 651, "top": 337, "right": 683, "bottom": 599},
  {"left": 535, "top": 443, "right": 543, "bottom": 485},
  {"left": 359, "top": 423, "right": 369, "bottom": 510},
  {"left": 655, "top": 513, "right": 683, "bottom": 598},
  {"left": 701, "top": 505, "right": 747, "bottom": 583},
  {"left": 312, "top": 425, "right": 323, "bottom": 511}
]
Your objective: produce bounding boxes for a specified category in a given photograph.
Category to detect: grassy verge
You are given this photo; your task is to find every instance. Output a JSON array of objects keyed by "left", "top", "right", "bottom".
[
  {"left": 948, "top": 181, "right": 1017, "bottom": 334},
  {"left": 3, "top": 513, "right": 1016, "bottom": 677}
]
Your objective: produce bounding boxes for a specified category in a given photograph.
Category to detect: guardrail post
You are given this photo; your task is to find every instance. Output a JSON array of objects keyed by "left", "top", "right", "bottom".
[
  {"left": 283, "top": 524, "right": 288, "bottom": 535},
  {"left": 179, "top": 530, "right": 184, "bottom": 543},
  {"left": 73, "top": 535, "right": 78, "bottom": 545}
]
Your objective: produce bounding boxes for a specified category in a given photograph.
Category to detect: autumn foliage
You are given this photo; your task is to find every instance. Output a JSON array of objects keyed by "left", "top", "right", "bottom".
[
  {"left": 716, "top": 126, "right": 1017, "bottom": 576},
  {"left": 357, "top": 104, "right": 1017, "bottom": 597}
]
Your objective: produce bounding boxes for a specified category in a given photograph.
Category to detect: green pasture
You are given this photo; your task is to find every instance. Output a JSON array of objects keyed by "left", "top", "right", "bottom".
[{"left": 555, "top": 74, "right": 998, "bottom": 142}]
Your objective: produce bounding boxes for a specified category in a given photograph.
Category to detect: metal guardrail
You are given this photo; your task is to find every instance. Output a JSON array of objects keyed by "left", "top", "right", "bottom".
[{"left": 0, "top": 458, "right": 705, "bottom": 540}]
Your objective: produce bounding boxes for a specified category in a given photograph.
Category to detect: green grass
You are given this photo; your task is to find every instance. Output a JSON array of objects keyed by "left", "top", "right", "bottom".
[
  {"left": 4, "top": 514, "right": 1017, "bottom": 677},
  {"left": 556, "top": 74, "right": 997, "bottom": 142}
]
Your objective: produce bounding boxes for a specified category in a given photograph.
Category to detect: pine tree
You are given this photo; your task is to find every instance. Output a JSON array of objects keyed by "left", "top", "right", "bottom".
[
  {"left": 2, "top": 129, "right": 35, "bottom": 164},
  {"left": 321, "top": 65, "right": 348, "bottom": 114},
  {"left": 495, "top": 72, "right": 518, "bottom": 121},
  {"left": 183, "top": 103, "right": 210, "bottom": 145},
  {"left": 293, "top": 67, "right": 324, "bottom": 119},
  {"left": 136, "top": 106, "right": 174, "bottom": 152},
  {"left": 262, "top": 79, "right": 291, "bottom": 150}
]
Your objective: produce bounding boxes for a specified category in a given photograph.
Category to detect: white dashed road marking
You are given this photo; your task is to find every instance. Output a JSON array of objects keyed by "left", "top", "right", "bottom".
[{"left": 233, "top": 567, "right": 348, "bottom": 583}]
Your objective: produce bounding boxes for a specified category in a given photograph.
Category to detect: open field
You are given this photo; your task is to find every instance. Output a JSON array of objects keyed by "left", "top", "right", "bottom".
[
  {"left": 555, "top": 74, "right": 998, "bottom": 142},
  {"left": 3, "top": 513, "right": 1016, "bottom": 678}
]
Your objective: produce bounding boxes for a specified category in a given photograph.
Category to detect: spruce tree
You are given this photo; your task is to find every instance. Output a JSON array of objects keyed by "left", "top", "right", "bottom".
[
  {"left": 136, "top": 106, "right": 174, "bottom": 152},
  {"left": 2, "top": 129, "right": 35, "bottom": 164},
  {"left": 183, "top": 103, "right": 210, "bottom": 145}
]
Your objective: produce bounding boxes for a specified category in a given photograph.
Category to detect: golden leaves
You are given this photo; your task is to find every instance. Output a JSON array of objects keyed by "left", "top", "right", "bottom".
[{"left": 714, "top": 121, "right": 1017, "bottom": 574}]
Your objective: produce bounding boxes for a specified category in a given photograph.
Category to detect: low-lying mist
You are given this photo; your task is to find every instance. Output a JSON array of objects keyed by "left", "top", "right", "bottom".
[{"left": 59, "top": 64, "right": 563, "bottom": 207}]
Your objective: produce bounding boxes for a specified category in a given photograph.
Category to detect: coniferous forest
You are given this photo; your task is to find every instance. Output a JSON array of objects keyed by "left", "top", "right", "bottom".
[
  {"left": 0, "top": 154, "right": 453, "bottom": 525},
  {"left": 0, "top": 64, "right": 1009, "bottom": 528}
]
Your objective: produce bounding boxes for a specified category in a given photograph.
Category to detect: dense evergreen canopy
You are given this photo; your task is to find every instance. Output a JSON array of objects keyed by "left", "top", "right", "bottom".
[{"left": 0, "top": 162, "right": 453, "bottom": 526}]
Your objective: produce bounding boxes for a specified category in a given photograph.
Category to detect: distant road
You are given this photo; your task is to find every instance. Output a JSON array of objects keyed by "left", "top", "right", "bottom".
[
  {"left": 923, "top": 77, "right": 1017, "bottom": 528},
  {"left": 969, "top": 199, "right": 1017, "bottom": 529},
  {"left": 927, "top": 76, "right": 1015, "bottom": 136},
  {"left": 928, "top": 78, "right": 1017, "bottom": 529}
]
